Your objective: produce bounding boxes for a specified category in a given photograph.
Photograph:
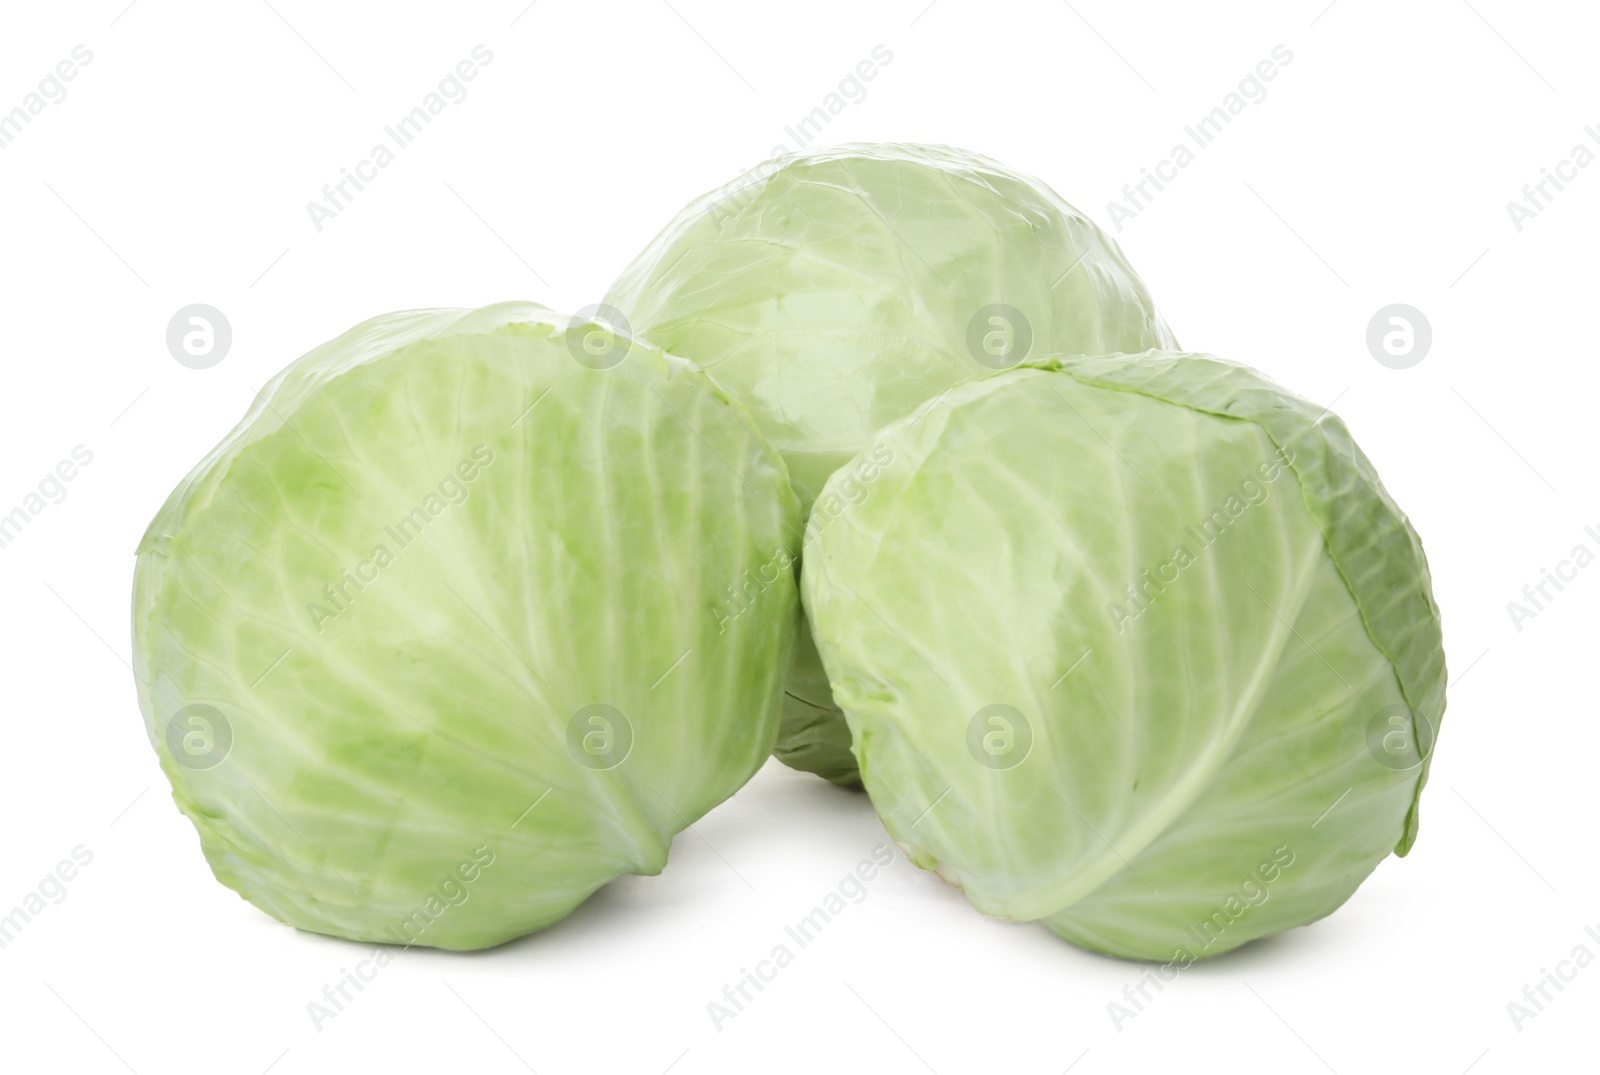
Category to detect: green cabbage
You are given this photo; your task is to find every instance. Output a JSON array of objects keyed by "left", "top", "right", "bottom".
[
  {"left": 132, "top": 302, "right": 799, "bottom": 950},
  {"left": 607, "top": 143, "right": 1176, "bottom": 785},
  {"left": 801, "top": 351, "right": 1445, "bottom": 960}
]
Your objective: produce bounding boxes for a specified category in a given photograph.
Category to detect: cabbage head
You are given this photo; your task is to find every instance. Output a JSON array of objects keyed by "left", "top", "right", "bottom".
[
  {"left": 607, "top": 143, "right": 1176, "bottom": 785},
  {"left": 132, "top": 302, "right": 799, "bottom": 950},
  {"left": 801, "top": 351, "right": 1445, "bottom": 960}
]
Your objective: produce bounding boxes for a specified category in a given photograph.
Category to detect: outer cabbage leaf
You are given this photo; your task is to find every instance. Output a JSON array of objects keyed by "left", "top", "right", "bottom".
[
  {"left": 132, "top": 302, "right": 799, "bottom": 950},
  {"left": 801, "top": 351, "right": 1445, "bottom": 960},
  {"left": 606, "top": 143, "right": 1177, "bottom": 785}
]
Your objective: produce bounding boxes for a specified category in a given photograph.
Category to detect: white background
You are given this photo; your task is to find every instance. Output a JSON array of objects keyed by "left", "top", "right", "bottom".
[{"left": 1, "top": 1, "right": 1594, "bottom": 1072}]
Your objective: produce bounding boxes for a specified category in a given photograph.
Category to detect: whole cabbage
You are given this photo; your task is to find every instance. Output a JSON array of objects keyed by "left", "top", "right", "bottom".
[
  {"left": 133, "top": 303, "right": 799, "bottom": 949},
  {"left": 801, "top": 351, "right": 1445, "bottom": 959},
  {"left": 608, "top": 143, "right": 1176, "bottom": 784}
]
